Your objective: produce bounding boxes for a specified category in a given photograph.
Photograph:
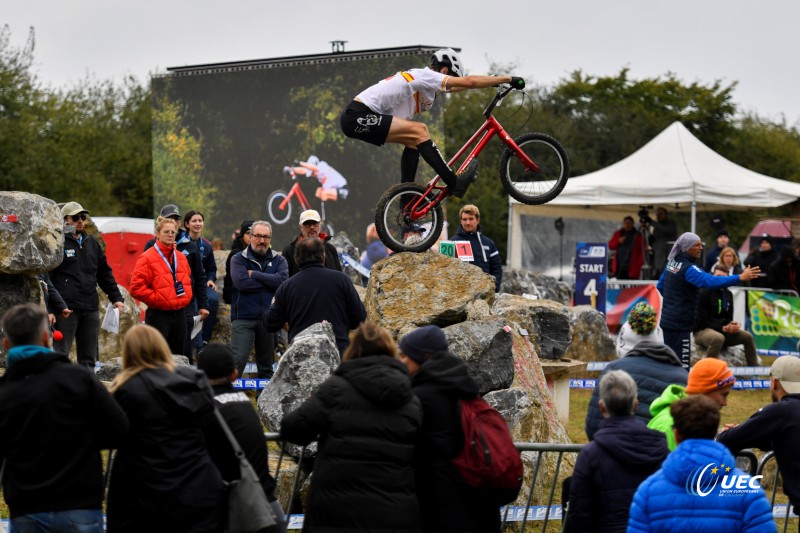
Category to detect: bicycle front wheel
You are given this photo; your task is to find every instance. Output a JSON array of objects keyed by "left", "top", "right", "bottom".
[
  {"left": 375, "top": 183, "right": 443, "bottom": 253},
  {"left": 499, "top": 132, "right": 569, "bottom": 205},
  {"left": 267, "top": 190, "right": 292, "bottom": 225}
]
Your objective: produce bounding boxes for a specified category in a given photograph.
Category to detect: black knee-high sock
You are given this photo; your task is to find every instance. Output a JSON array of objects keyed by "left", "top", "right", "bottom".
[
  {"left": 401, "top": 147, "right": 420, "bottom": 184},
  {"left": 416, "top": 139, "right": 457, "bottom": 187}
]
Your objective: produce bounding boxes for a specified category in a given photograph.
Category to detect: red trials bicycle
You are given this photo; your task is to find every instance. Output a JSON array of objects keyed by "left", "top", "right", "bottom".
[{"left": 374, "top": 83, "right": 569, "bottom": 253}]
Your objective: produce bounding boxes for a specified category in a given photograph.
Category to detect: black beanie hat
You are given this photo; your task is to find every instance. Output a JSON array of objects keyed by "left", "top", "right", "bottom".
[
  {"left": 398, "top": 325, "right": 448, "bottom": 364},
  {"left": 197, "top": 343, "right": 236, "bottom": 379}
]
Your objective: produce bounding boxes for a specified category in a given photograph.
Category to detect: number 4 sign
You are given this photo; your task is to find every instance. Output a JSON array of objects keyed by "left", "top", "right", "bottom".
[{"left": 453, "top": 241, "right": 474, "bottom": 261}]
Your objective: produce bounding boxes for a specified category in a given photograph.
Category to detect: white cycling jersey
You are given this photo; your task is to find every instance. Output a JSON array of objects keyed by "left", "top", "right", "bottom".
[
  {"left": 316, "top": 161, "right": 347, "bottom": 189},
  {"left": 356, "top": 67, "right": 450, "bottom": 121}
]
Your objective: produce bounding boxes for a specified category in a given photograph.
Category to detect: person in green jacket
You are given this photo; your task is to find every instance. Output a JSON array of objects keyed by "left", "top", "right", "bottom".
[{"left": 647, "top": 357, "right": 735, "bottom": 450}]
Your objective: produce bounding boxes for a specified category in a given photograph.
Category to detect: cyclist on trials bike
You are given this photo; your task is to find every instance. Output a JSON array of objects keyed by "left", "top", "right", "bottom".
[{"left": 340, "top": 48, "right": 523, "bottom": 199}]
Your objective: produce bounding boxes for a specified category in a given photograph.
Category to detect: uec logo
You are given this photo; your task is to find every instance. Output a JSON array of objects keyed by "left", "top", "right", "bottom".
[{"left": 686, "top": 463, "right": 763, "bottom": 497}]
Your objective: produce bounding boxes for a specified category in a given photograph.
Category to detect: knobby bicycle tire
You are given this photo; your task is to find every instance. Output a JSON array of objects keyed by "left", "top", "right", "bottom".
[
  {"left": 374, "top": 183, "right": 443, "bottom": 253},
  {"left": 499, "top": 132, "right": 570, "bottom": 205},
  {"left": 267, "top": 190, "right": 292, "bottom": 225}
]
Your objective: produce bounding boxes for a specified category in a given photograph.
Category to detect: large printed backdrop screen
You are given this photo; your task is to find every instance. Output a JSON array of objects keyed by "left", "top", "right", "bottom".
[{"left": 151, "top": 49, "right": 444, "bottom": 252}]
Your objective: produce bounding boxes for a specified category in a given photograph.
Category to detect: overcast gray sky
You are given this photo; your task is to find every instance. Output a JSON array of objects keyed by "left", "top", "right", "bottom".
[{"left": 5, "top": 0, "right": 799, "bottom": 126}]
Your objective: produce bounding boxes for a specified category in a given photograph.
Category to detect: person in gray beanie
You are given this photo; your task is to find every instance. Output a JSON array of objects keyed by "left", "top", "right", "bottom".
[
  {"left": 399, "top": 325, "right": 500, "bottom": 532},
  {"left": 658, "top": 232, "right": 760, "bottom": 367}
]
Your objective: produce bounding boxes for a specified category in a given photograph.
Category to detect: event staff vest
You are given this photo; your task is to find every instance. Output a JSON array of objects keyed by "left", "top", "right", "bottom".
[{"left": 660, "top": 252, "right": 700, "bottom": 331}]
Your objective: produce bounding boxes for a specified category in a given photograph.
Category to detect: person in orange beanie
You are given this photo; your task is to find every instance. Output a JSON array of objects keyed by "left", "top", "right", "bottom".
[{"left": 647, "top": 358, "right": 736, "bottom": 449}]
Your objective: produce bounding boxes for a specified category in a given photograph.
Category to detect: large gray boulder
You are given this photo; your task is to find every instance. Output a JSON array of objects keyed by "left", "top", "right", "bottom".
[
  {"left": 499, "top": 268, "right": 571, "bottom": 305},
  {"left": 365, "top": 252, "right": 495, "bottom": 337},
  {"left": 443, "top": 319, "right": 514, "bottom": 394},
  {"left": 329, "top": 232, "right": 364, "bottom": 287},
  {"left": 501, "top": 329, "right": 575, "bottom": 506},
  {"left": 491, "top": 294, "right": 572, "bottom": 360},
  {"left": 0, "top": 274, "right": 45, "bottom": 367},
  {"left": 0, "top": 192, "right": 64, "bottom": 275},
  {"left": 257, "top": 322, "right": 340, "bottom": 457},
  {"left": 564, "top": 305, "right": 616, "bottom": 362}
]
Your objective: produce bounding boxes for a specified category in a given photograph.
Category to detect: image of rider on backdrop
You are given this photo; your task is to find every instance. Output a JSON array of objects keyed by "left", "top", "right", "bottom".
[
  {"left": 285, "top": 155, "right": 349, "bottom": 202},
  {"left": 340, "top": 48, "right": 522, "bottom": 199}
]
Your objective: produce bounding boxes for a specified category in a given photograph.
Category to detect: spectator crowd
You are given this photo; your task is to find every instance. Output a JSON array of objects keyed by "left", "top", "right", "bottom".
[{"left": 2, "top": 198, "right": 799, "bottom": 533}]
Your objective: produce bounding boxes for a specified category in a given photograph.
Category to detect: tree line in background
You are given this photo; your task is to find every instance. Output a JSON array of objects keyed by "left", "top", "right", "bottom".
[{"left": 2, "top": 26, "right": 800, "bottom": 256}]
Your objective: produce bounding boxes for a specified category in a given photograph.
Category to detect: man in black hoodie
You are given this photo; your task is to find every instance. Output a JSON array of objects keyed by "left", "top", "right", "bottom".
[
  {"left": 569, "top": 370, "right": 668, "bottom": 532},
  {"left": 197, "top": 343, "right": 286, "bottom": 532},
  {"left": 0, "top": 303, "right": 128, "bottom": 531},
  {"left": 399, "top": 325, "right": 500, "bottom": 533}
]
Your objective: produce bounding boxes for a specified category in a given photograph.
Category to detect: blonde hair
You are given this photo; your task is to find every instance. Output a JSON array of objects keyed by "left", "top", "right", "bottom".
[
  {"left": 342, "top": 321, "right": 397, "bottom": 362},
  {"left": 459, "top": 204, "right": 480, "bottom": 219},
  {"left": 718, "top": 246, "right": 740, "bottom": 266},
  {"left": 155, "top": 216, "right": 178, "bottom": 234},
  {"left": 110, "top": 325, "right": 176, "bottom": 392}
]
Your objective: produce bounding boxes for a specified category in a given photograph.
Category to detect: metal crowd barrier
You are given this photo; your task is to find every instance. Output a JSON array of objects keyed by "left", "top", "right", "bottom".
[
  {"left": 0, "top": 441, "right": 793, "bottom": 532},
  {"left": 262, "top": 436, "right": 796, "bottom": 532}
]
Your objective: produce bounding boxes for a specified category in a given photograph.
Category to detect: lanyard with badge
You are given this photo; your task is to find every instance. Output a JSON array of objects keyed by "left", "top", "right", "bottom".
[{"left": 155, "top": 244, "right": 185, "bottom": 296}]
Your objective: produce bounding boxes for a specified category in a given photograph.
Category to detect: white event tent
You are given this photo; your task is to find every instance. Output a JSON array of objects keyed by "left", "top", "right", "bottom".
[{"left": 508, "top": 121, "right": 800, "bottom": 268}]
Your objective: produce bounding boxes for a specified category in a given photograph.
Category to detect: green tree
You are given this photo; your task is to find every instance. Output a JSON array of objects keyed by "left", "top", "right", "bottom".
[
  {"left": 0, "top": 26, "right": 153, "bottom": 215},
  {"left": 540, "top": 69, "right": 738, "bottom": 175},
  {"left": 152, "top": 98, "right": 216, "bottom": 219}
]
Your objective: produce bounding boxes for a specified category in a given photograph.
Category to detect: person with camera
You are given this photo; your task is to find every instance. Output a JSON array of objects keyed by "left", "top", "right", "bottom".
[
  {"left": 645, "top": 207, "right": 677, "bottom": 278},
  {"left": 608, "top": 216, "right": 646, "bottom": 280}
]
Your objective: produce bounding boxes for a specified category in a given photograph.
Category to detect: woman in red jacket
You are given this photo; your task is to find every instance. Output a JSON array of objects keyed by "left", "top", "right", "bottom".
[{"left": 130, "top": 217, "right": 194, "bottom": 354}]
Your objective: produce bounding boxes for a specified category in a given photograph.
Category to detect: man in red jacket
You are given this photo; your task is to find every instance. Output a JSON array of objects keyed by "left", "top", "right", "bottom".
[{"left": 609, "top": 216, "right": 646, "bottom": 280}]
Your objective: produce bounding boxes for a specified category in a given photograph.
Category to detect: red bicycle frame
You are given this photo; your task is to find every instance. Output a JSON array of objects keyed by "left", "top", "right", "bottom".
[
  {"left": 276, "top": 174, "right": 313, "bottom": 213},
  {"left": 407, "top": 87, "right": 539, "bottom": 220}
]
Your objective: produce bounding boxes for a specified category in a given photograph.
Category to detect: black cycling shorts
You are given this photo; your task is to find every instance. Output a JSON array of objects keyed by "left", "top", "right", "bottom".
[{"left": 340, "top": 100, "right": 393, "bottom": 147}]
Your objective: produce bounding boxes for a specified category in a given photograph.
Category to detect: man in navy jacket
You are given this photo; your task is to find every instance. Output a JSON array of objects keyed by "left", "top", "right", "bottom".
[
  {"left": 570, "top": 370, "right": 668, "bottom": 532},
  {"left": 230, "top": 221, "right": 288, "bottom": 378},
  {"left": 265, "top": 237, "right": 365, "bottom": 354},
  {"left": 453, "top": 204, "right": 502, "bottom": 292}
]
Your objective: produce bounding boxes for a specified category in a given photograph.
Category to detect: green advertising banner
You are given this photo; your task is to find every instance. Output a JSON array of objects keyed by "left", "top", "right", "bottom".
[{"left": 747, "top": 290, "right": 800, "bottom": 356}]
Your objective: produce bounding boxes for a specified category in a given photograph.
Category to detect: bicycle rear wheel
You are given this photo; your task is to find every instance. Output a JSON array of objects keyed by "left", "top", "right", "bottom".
[
  {"left": 499, "top": 132, "right": 569, "bottom": 205},
  {"left": 375, "top": 183, "right": 443, "bottom": 253},
  {"left": 267, "top": 190, "right": 291, "bottom": 225}
]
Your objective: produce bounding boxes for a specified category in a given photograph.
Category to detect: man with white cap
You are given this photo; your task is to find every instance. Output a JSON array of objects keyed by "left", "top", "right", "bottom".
[
  {"left": 718, "top": 355, "right": 800, "bottom": 515},
  {"left": 657, "top": 231, "right": 760, "bottom": 367},
  {"left": 280, "top": 209, "right": 342, "bottom": 277},
  {"left": 50, "top": 201, "right": 124, "bottom": 367}
]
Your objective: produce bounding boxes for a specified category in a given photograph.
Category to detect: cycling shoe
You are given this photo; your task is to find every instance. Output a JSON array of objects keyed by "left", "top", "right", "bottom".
[{"left": 449, "top": 159, "right": 479, "bottom": 198}]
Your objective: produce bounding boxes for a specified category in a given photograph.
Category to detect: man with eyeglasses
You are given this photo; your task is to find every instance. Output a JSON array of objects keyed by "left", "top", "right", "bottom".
[
  {"left": 50, "top": 201, "right": 125, "bottom": 368},
  {"left": 230, "top": 220, "right": 289, "bottom": 378},
  {"left": 281, "top": 209, "right": 343, "bottom": 277}
]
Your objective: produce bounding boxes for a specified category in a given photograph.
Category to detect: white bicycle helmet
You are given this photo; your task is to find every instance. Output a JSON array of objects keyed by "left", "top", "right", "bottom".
[{"left": 432, "top": 48, "right": 464, "bottom": 77}]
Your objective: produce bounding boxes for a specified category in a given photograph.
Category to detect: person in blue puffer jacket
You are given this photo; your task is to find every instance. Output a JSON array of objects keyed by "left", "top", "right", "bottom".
[
  {"left": 627, "top": 395, "right": 776, "bottom": 533},
  {"left": 453, "top": 204, "right": 503, "bottom": 292},
  {"left": 657, "top": 232, "right": 760, "bottom": 367}
]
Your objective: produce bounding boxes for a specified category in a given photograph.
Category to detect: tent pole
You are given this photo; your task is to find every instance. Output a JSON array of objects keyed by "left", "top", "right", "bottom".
[{"left": 691, "top": 201, "right": 697, "bottom": 233}]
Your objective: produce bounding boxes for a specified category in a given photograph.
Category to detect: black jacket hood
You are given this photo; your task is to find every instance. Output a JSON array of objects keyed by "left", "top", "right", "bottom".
[
  {"left": 1, "top": 351, "right": 71, "bottom": 383},
  {"left": 411, "top": 351, "right": 479, "bottom": 397},
  {"left": 594, "top": 415, "right": 669, "bottom": 467},
  {"left": 336, "top": 355, "right": 414, "bottom": 409},
  {"left": 626, "top": 340, "right": 683, "bottom": 366}
]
